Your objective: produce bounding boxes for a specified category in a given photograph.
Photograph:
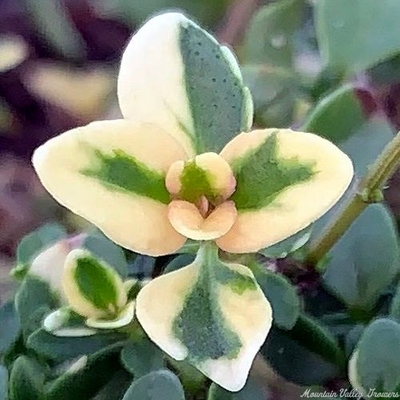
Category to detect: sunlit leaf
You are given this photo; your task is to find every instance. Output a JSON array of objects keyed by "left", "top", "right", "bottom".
[
  {"left": 32, "top": 120, "right": 187, "bottom": 256},
  {"left": 136, "top": 244, "right": 272, "bottom": 391},
  {"left": 217, "top": 128, "right": 353, "bottom": 253},
  {"left": 118, "top": 13, "right": 253, "bottom": 156},
  {"left": 63, "top": 249, "right": 127, "bottom": 319}
]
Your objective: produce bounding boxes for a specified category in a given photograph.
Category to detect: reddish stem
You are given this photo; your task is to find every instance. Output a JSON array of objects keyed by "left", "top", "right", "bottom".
[{"left": 216, "top": 0, "right": 263, "bottom": 46}]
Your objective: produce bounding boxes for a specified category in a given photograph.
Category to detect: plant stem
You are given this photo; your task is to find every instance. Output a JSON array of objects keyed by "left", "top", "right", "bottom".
[
  {"left": 216, "top": 0, "right": 262, "bottom": 46},
  {"left": 196, "top": 241, "right": 220, "bottom": 265},
  {"left": 306, "top": 188, "right": 366, "bottom": 266},
  {"left": 306, "top": 131, "right": 400, "bottom": 266}
]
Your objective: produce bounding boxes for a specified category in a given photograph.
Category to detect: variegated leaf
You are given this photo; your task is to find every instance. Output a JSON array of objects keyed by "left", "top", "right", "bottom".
[
  {"left": 86, "top": 301, "right": 135, "bottom": 330},
  {"left": 348, "top": 351, "right": 366, "bottom": 397},
  {"left": 63, "top": 249, "right": 127, "bottom": 320},
  {"left": 29, "top": 240, "right": 71, "bottom": 304},
  {"left": 216, "top": 129, "right": 353, "bottom": 253},
  {"left": 118, "top": 12, "right": 253, "bottom": 157},
  {"left": 32, "top": 120, "right": 187, "bottom": 256},
  {"left": 349, "top": 319, "right": 400, "bottom": 394},
  {"left": 136, "top": 244, "right": 272, "bottom": 392},
  {"left": 43, "top": 309, "right": 97, "bottom": 337}
]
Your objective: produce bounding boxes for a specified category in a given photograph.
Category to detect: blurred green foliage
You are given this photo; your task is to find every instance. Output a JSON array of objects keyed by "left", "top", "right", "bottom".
[
  {"left": 316, "top": 0, "right": 400, "bottom": 74},
  {"left": 114, "top": 0, "right": 233, "bottom": 27}
]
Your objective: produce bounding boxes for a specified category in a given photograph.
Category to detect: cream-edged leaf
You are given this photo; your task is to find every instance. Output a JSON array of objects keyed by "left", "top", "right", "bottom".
[
  {"left": 351, "top": 319, "right": 400, "bottom": 393},
  {"left": 348, "top": 351, "right": 366, "bottom": 397},
  {"left": 29, "top": 240, "right": 71, "bottom": 304},
  {"left": 86, "top": 301, "right": 135, "bottom": 329},
  {"left": 63, "top": 249, "right": 127, "bottom": 319},
  {"left": 136, "top": 244, "right": 272, "bottom": 391},
  {"left": 118, "top": 13, "right": 253, "bottom": 156},
  {"left": 43, "top": 309, "right": 97, "bottom": 337},
  {"left": 32, "top": 120, "right": 187, "bottom": 256},
  {"left": 217, "top": 129, "right": 353, "bottom": 253}
]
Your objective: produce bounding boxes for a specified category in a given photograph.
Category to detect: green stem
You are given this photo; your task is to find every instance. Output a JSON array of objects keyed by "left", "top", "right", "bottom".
[
  {"left": 195, "top": 241, "right": 220, "bottom": 266},
  {"left": 306, "top": 131, "right": 400, "bottom": 266}
]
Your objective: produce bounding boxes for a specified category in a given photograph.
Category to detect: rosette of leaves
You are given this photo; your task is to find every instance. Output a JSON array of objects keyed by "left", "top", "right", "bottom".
[{"left": 1, "top": 12, "right": 353, "bottom": 398}]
